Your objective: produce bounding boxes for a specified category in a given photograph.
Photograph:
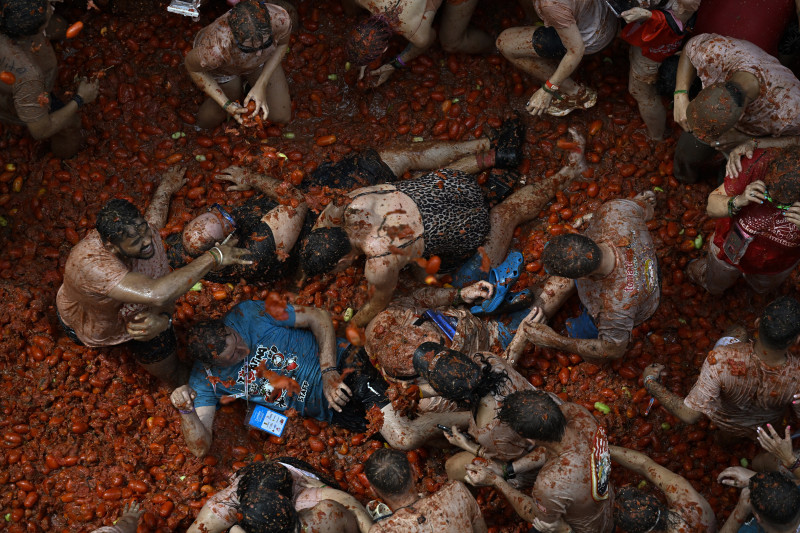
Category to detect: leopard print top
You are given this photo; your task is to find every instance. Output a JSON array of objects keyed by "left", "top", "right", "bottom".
[{"left": 394, "top": 168, "right": 490, "bottom": 268}]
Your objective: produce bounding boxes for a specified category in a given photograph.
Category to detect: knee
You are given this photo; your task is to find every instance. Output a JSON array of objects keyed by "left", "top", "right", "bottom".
[
  {"left": 628, "top": 77, "right": 656, "bottom": 103},
  {"left": 444, "top": 455, "right": 466, "bottom": 482},
  {"left": 495, "top": 30, "right": 514, "bottom": 57}
]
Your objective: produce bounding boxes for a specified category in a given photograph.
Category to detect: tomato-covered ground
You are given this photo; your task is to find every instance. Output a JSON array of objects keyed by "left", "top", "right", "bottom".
[{"left": 0, "top": 0, "right": 794, "bottom": 531}]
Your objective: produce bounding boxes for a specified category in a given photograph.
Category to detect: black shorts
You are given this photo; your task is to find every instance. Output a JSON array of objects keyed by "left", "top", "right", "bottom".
[
  {"left": 57, "top": 309, "right": 175, "bottom": 364},
  {"left": 532, "top": 26, "right": 567, "bottom": 59},
  {"left": 330, "top": 345, "right": 390, "bottom": 432},
  {"left": 309, "top": 149, "right": 397, "bottom": 191}
]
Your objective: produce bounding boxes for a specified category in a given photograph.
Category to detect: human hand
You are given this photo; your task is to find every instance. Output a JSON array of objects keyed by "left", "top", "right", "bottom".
[
  {"left": 674, "top": 93, "right": 690, "bottom": 131},
  {"left": 214, "top": 237, "right": 254, "bottom": 268},
  {"left": 460, "top": 281, "right": 493, "bottom": 304},
  {"left": 736, "top": 180, "right": 766, "bottom": 208},
  {"left": 244, "top": 87, "right": 269, "bottom": 121},
  {"left": 159, "top": 166, "right": 187, "bottom": 195},
  {"left": 120, "top": 501, "right": 144, "bottom": 521},
  {"left": 736, "top": 487, "right": 753, "bottom": 516},
  {"left": 77, "top": 77, "right": 99, "bottom": 104},
  {"left": 756, "top": 424, "right": 796, "bottom": 468},
  {"left": 367, "top": 64, "right": 396, "bottom": 88},
  {"left": 223, "top": 100, "right": 247, "bottom": 124},
  {"left": 526, "top": 88, "right": 553, "bottom": 117},
  {"left": 464, "top": 463, "right": 500, "bottom": 487},
  {"left": 322, "top": 370, "right": 352, "bottom": 412},
  {"left": 783, "top": 202, "right": 800, "bottom": 228},
  {"left": 621, "top": 7, "right": 652, "bottom": 22},
  {"left": 633, "top": 190, "right": 657, "bottom": 221},
  {"left": 170, "top": 385, "right": 197, "bottom": 411},
  {"left": 718, "top": 466, "right": 756, "bottom": 488},
  {"left": 521, "top": 321, "right": 559, "bottom": 348},
  {"left": 642, "top": 363, "right": 664, "bottom": 382},
  {"left": 216, "top": 166, "right": 253, "bottom": 191},
  {"left": 126, "top": 311, "right": 170, "bottom": 341},
  {"left": 726, "top": 141, "right": 758, "bottom": 178},
  {"left": 443, "top": 426, "right": 475, "bottom": 452}
]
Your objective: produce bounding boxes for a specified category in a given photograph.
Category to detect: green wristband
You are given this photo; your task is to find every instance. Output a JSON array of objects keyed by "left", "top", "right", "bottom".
[
  {"left": 223, "top": 99, "right": 234, "bottom": 110},
  {"left": 673, "top": 89, "right": 688, "bottom": 95}
]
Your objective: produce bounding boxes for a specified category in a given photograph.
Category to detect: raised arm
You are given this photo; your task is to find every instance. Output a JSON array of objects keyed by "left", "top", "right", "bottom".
[
  {"left": 673, "top": 51, "right": 697, "bottom": 131},
  {"left": 351, "top": 257, "right": 402, "bottom": 327},
  {"left": 293, "top": 306, "right": 351, "bottom": 411},
  {"left": 170, "top": 385, "right": 216, "bottom": 458},
  {"left": 108, "top": 238, "right": 252, "bottom": 308},
  {"left": 642, "top": 364, "right": 703, "bottom": 425},
  {"left": 144, "top": 167, "right": 186, "bottom": 229}
]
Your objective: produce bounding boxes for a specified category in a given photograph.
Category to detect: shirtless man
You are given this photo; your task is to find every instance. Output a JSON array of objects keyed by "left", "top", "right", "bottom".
[
  {"left": 523, "top": 192, "right": 660, "bottom": 360},
  {"left": 611, "top": 446, "right": 717, "bottom": 532},
  {"left": 347, "top": 0, "right": 493, "bottom": 87},
  {"left": 364, "top": 447, "right": 487, "bottom": 532},
  {"left": 496, "top": 0, "right": 618, "bottom": 116},
  {"left": 642, "top": 296, "right": 800, "bottom": 440},
  {"left": 301, "top": 128, "right": 587, "bottom": 327},
  {"left": 0, "top": 0, "right": 99, "bottom": 158},
  {"left": 188, "top": 459, "right": 372, "bottom": 533},
  {"left": 672, "top": 33, "right": 800, "bottom": 183},
  {"left": 464, "top": 389, "right": 615, "bottom": 533},
  {"left": 185, "top": 0, "right": 292, "bottom": 128},
  {"left": 56, "top": 167, "right": 251, "bottom": 386}
]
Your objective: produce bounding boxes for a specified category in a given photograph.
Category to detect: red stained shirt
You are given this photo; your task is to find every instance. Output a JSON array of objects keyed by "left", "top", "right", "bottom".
[{"left": 712, "top": 149, "right": 800, "bottom": 274}]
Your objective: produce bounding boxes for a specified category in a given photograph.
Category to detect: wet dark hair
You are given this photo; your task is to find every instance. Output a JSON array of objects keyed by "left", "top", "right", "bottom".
[
  {"left": 412, "top": 343, "right": 508, "bottom": 410},
  {"left": 498, "top": 390, "right": 567, "bottom": 442},
  {"left": 229, "top": 0, "right": 273, "bottom": 51},
  {"left": 749, "top": 471, "right": 800, "bottom": 526},
  {"left": 186, "top": 320, "right": 229, "bottom": 364},
  {"left": 758, "top": 296, "right": 800, "bottom": 350},
  {"left": 764, "top": 146, "right": 800, "bottom": 206},
  {"left": 0, "top": 0, "right": 49, "bottom": 38},
  {"left": 364, "top": 448, "right": 412, "bottom": 496},
  {"left": 346, "top": 14, "right": 393, "bottom": 66},
  {"left": 273, "top": 456, "right": 342, "bottom": 491},
  {"left": 300, "top": 227, "right": 352, "bottom": 277},
  {"left": 541, "top": 234, "right": 602, "bottom": 278},
  {"left": 614, "top": 487, "right": 669, "bottom": 533},
  {"left": 687, "top": 82, "right": 745, "bottom": 140},
  {"left": 95, "top": 199, "right": 144, "bottom": 244},
  {"left": 238, "top": 489, "right": 299, "bottom": 533},
  {"left": 236, "top": 461, "right": 294, "bottom": 502}
]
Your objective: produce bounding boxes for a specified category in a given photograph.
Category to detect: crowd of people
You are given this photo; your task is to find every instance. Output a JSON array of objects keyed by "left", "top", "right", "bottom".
[{"left": 4, "top": 0, "right": 800, "bottom": 530}]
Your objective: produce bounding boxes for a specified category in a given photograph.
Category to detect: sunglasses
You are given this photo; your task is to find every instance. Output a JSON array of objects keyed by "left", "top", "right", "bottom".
[
  {"left": 235, "top": 33, "right": 273, "bottom": 53},
  {"left": 763, "top": 190, "right": 793, "bottom": 211}
]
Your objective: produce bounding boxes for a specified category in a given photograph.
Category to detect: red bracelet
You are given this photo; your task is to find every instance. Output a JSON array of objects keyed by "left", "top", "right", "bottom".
[{"left": 545, "top": 79, "right": 559, "bottom": 91}]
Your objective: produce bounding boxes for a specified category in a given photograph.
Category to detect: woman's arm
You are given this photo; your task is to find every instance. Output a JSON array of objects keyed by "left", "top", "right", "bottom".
[
  {"left": 244, "top": 43, "right": 289, "bottom": 119},
  {"left": 673, "top": 52, "right": 697, "bottom": 131},
  {"left": 185, "top": 49, "right": 246, "bottom": 124}
]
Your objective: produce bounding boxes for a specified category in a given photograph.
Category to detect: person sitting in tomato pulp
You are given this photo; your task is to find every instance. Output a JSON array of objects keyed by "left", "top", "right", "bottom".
[
  {"left": 56, "top": 167, "right": 251, "bottom": 387},
  {"left": 185, "top": 0, "right": 292, "bottom": 128},
  {"left": 0, "top": 0, "right": 98, "bottom": 158},
  {"left": 523, "top": 191, "right": 660, "bottom": 360}
]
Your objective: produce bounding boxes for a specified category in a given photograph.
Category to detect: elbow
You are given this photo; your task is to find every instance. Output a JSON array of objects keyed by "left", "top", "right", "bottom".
[{"left": 680, "top": 410, "right": 703, "bottom": 425}]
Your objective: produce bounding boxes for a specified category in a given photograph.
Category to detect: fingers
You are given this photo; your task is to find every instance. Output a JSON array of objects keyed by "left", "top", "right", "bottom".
[{"left": 339, "top": 383, "right": 352, "bottom": 397}]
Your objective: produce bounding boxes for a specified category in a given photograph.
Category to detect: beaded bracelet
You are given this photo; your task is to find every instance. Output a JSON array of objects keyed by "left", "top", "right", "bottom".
[
  {"left": 728, "top": 196, "right": 741, "bottom": 218},
  {"left": 786, "top": 456, "right": 800, "bottom": 471},
  {"left": 321, "top": 367, "right": 339, "bottom": 376},
  {"left": 643, "top": 375, "right": 659, "bottom": 387}
]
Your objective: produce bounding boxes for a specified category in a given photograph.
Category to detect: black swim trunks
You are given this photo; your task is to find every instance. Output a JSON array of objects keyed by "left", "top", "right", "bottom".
[
  {"left": 394, "top": 168, "right": 490, "bottom": 269},
  {"left": 309, "top": 149, "right": 397, "bottom": 191}
]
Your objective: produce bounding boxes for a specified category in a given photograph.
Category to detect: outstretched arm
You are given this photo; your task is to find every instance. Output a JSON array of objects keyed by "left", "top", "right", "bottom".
[
  {"left": 351, "top": 258, "right": 402, "bottom": 327},
  {"left": 170, "top": 385, "right": 215, "bottom": 458},
  {"left": 642, "top": 364, "right": 703, "bottom": 424},
  {"left": 145, "top": 166, "right": 186, "bottom": 229},
  {"left": 216, "top": 166, "right": 302, "bottom": 202},
  {"left": 522, "top": 322, "right": 628, "bottom": 360}
]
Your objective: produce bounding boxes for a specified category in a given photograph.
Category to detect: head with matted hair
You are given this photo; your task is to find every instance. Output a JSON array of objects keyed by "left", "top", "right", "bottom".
[
  {"left": 763, "top": 146, "right": 800, "bottom": 207},
  {"left": 346, "top": 13, "right": 393, "bottom": 66},
  {"left": 1, "top": 0, "right": 49, "bottom": 38},
  {"left": 229, "top": 0, "right": 273, "bottom": 53},
  {"left": 686, "top": 82, "right": 746, "bottom": 142}
]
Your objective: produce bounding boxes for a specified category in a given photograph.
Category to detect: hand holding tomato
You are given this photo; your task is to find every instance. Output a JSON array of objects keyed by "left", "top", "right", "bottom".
[
  {"left": 76, "top": 77, "right": 99, "bottom": 105},
  {"left": 243, "top": 87, "right": 269, "bottom": 120},
  {"left": 171, "top": 385, "right": 197, "bottom": 411}
]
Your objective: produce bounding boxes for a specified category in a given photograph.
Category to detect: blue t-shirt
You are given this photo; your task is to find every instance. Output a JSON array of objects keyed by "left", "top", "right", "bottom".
[{"left": 190, "top": 300, "right": 334, "bottom": 421}]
